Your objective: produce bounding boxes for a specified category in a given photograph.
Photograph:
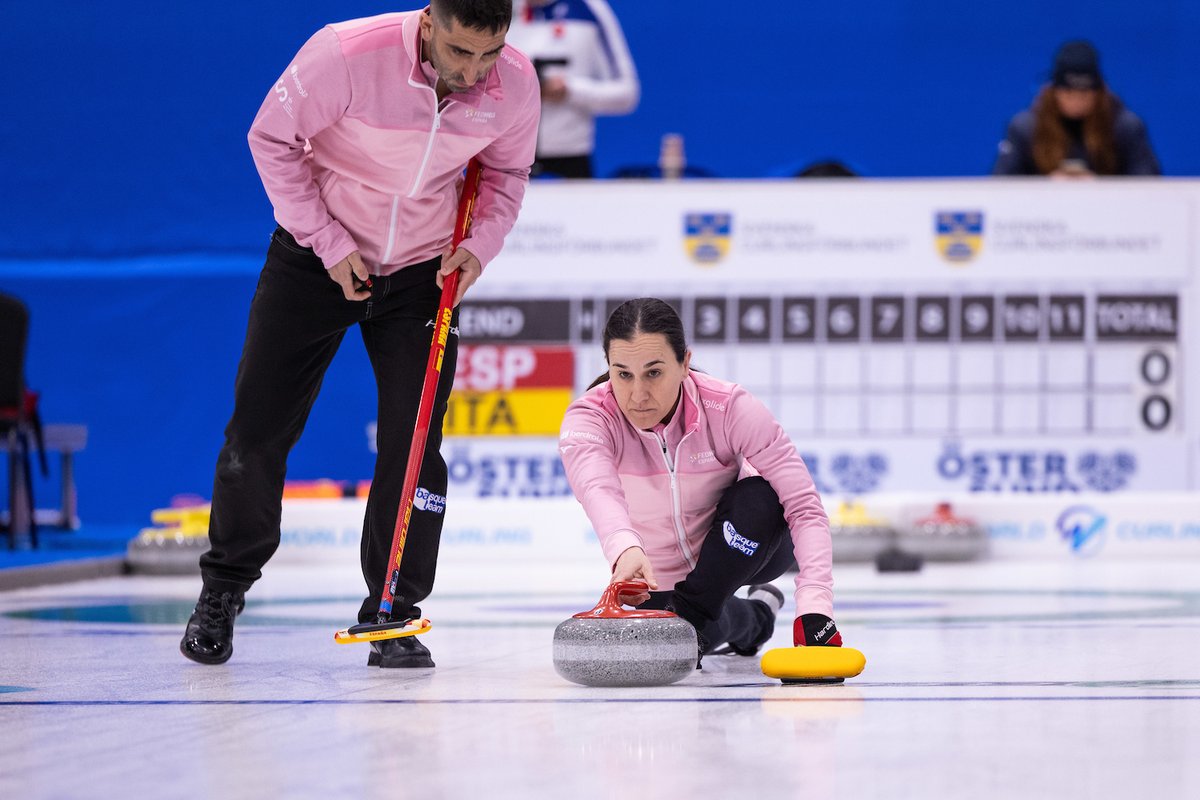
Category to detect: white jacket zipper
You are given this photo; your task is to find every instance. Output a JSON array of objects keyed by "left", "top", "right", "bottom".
[
  {"left": 655, "top": 431, "right": 697, "bottom": 570},
  {"left": 386, "top": 78, "right": 450, "bottom": 262},
  {"left": 407, "top": 109, "right": 444, "bottom": 199}
]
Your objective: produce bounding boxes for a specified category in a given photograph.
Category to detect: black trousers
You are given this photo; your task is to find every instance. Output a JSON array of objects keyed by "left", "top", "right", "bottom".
[
  {"left": 199, "top": 228, "right": 458, "bottom": 624},
  {"left": 642, "top": 477, "right": 794, "bottom": 653},
  {"left": 531, "top": 154, "right": 593, "bottom": 179}
]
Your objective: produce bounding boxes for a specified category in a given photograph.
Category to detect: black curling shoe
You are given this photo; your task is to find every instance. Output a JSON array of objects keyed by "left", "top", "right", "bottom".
[
  {"left": 180, "top": 587, "right": 245, "bottom": 665},
  {"left": 368, "top": 635, "right": 435, "bottom": 668}
]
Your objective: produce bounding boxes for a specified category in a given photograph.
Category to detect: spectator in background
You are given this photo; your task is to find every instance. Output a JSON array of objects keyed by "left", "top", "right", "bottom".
[
  {"left": 993, "top": 40, "right": 1160, "bottom": 176},
  {"left": 795, "top": 159, "right": 858, "bottom": 178},
  {"left": 508, "top": 0, "right": 639, "bottom": 178}
]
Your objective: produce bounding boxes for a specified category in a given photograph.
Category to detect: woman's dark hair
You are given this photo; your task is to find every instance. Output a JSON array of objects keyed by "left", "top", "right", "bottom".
[
  {"left": 1031, "top": 83, "right": 1118, "bottom": 175},
  {"left": 588, "top": 298, "right": 688, "bottom": 389}
]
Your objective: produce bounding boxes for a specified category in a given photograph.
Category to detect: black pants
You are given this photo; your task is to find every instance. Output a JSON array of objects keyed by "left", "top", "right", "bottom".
[
  {"left": 641, "top": 477, "right": 794, "bottom": 653},
  {"left": 531, "top": 154, "right": 593, "bottom": 179},
  {"left": 199, "top": 228, "right": 458, "bottom": 624}
]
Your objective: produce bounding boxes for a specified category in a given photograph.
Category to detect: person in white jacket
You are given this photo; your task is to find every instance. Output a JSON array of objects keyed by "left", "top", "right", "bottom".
[{"left": 507, "top": 0, "right": 639, "bottom": 177}]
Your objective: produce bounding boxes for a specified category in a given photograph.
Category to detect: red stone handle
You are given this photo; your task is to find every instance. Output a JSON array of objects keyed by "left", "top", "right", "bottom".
[{"left": 573, "top": 580, "right": 678, "bottom": 619}]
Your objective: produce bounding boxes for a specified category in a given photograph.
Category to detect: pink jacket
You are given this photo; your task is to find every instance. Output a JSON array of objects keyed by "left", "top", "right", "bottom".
[
  {"left": 559, "top": 371, "right": 834, "bottom": 617},
  {"left": 247, "top": 11, "right": 541, "bottom": 274}
]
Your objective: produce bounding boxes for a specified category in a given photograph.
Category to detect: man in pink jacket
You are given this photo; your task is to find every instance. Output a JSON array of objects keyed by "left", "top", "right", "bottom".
[
  {"left": 560, "top": 299, "right": 844, "bottom": 665},
  {"left": 181, "top": 1, "right": 540, "bottom": 669}
]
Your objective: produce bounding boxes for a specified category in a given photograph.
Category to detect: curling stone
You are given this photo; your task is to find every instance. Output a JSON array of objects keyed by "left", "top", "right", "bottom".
[
  {"left": 125, "top": 504, "right": 210, "bottom": 575},
  {"left": 898, "top": 501, "right": 988, "bottom": 562},
  {"left": 874, "top": 545, "right": 924, "bottom": 573},
  {"left": 829, "top": 500, "right": 896, "bottom": 562},
  {"left": 553, "top": 580, "right": 697, "bottom": 687}
]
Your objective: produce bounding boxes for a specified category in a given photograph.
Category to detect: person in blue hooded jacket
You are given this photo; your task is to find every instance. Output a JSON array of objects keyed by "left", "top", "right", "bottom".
[{"left": 994, "top": 40, "right": 1160, "bottom": 176}]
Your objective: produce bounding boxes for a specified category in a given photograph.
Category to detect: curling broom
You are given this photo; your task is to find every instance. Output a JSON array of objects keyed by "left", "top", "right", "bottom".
[{"left": 334, "top": 158, "right": 483, "bottom": 644}]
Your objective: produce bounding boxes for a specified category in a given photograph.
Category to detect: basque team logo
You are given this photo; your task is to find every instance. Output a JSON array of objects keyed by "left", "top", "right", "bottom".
[
  {"left": 935, "top": 210, "right": 984, "bottom": 263},
  {"left": 414, "top": 487, "right": 446, "bottom": 514},
  {"left": 722, "top": 520, "right": 759, "bottom": 556},
  {"left": 684, "top": 212, "right": 733, "bottom": 265}
]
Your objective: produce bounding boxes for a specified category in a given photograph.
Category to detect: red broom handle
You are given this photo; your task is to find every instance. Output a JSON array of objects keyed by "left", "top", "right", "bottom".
[{"left": 378, "top": 158, "right": 482, "bottom": 618}]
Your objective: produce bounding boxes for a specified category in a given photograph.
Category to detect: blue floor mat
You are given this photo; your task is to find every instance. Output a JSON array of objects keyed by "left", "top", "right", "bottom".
[{"left": 0, "top": 524, "right": 136, "bottom": 571}]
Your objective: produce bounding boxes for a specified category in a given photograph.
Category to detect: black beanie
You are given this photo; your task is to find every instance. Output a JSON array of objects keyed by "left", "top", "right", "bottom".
[{"left": 1052, "top": 40, "right": 1102, "bottom": 90}]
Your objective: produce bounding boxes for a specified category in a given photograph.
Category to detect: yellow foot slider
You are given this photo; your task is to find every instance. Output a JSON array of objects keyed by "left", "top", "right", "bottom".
[{"left": 761, "top": 646, "right": 867, "bottom": 684}]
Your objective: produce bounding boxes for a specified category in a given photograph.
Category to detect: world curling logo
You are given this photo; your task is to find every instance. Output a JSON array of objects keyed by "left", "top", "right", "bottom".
[
  {"left": 722, "top": 520, "right": 759, "bottom": 556},
  {"left": 1056, "top": 505, "right": 1107, "bottom": 557}
]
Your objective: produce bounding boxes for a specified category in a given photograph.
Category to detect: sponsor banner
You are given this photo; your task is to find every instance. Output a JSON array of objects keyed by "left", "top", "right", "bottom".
[
  {"left": 478, "top": 180, "right": 1191, "bottom": 288},
  {"left": 444, "top": 437, "right": 572, "bottom": 498},
  {"left": 275, "top": 497, "right": 598, "bottom": 563},
  {"left": 273, "top": 493, "right": 1200, "bottom": 564},
  {"left": 792, "top": 437, "right": 1191, "bottom": 494},
  {"left": 362, "top": 438, "right": 573, "bottom": 497},
  {"left": 855, "top": 493, "right": 1200, "bottom": 560},
  {"left": 430, "top": 435, "right": 1191, "bottom": 494}
]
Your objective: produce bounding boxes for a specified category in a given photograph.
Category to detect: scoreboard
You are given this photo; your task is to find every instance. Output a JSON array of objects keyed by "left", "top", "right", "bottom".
[
  {"left": 456, "top": 293, "right": 1179, "bottom": 438},
  {"left": 439, "top": 179, "right": 1196, "bottom": 497}
]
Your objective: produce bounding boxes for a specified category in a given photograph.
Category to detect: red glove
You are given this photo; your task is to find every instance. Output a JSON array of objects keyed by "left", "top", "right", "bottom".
[{"left": 794, "top": 613, "right": 843, "bottom": 647}]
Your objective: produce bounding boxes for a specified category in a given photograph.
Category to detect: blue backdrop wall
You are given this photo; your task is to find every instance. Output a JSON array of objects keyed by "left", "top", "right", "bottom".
[
  {"left": 3, "top": 0, "right": 1199, "bottom": 258},
  {"left": 3, "top": 0, "right": 1200, "bottom": 524}
]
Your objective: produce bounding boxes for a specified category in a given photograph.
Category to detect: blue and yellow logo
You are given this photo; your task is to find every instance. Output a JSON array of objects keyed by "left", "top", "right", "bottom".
[
  {"left": 684, "top": 212, "right": 732, "bottom": 265},
  {"left": 935, "top": 211, "right": 984, "bottom": 263}
]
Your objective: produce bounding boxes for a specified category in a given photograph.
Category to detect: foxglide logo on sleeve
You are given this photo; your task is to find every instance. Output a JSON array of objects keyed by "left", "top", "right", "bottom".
[
  {"left": 414, "top": 488, "right": 446, "bottom": 514},
  {"left": 722, "top": 521, "right": 759, "bottom": 556}
]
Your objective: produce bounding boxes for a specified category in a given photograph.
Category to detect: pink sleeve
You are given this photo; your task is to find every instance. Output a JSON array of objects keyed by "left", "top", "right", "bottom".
[
  {"left": 558, "top": 397, "right": 644, "bottom": 568},
  {"left": 460, "top": 79, "right": 541, "bottom": 268},
  {"left": 246, "top": 26, "right": 358, "bottom": 268},
  {"left": 725, "top": 388, "right": 834, "bottom": 617}
]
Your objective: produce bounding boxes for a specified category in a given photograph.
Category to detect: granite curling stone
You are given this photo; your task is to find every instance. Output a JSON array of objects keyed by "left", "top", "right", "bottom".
[
  {"left": 829, "top": 500, "right": 896, "bottom": 563},
  {"left": 553, "top": 580, "right": 698, "bottom": 687},
  {"left": 898, "top": 501, "right": 989, "bottom": 562},
  {"left": 126, "top": 504, "right": 211, "bottom": 575}
]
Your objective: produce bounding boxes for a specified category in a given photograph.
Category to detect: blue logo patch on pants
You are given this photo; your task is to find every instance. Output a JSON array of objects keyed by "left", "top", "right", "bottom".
[
  {"left": 414, "top": 487, "right": 446, "bottom": 514},
  {"left": 722, "top": 520, "right": 759, "bottom": 556}
]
